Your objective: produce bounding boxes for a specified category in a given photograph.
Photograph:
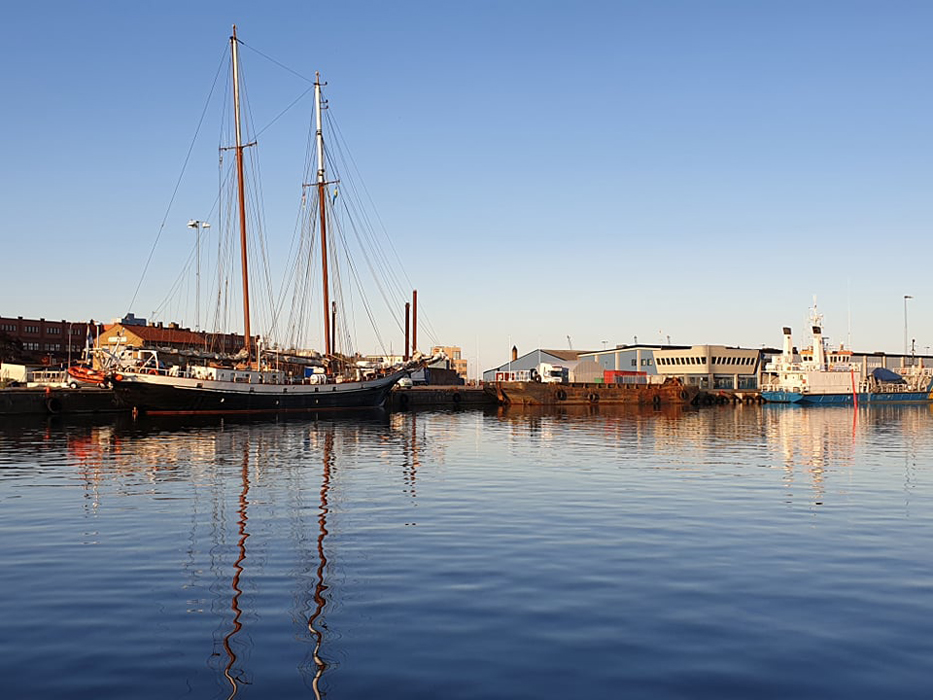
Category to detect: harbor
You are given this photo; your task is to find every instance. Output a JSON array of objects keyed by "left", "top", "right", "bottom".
[{"left": 4, "top": 6, "right": 933, "bottom": 699}]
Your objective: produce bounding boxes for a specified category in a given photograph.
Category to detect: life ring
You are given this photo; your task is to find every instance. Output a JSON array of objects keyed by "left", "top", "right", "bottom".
[
  {"left": 147, "top": 368, "right": 158, "bottom": 375},
  {"left": 588, "top": 392, "right": 599, "bottom": 403},
  {"left": 555, "top": 388, "right": 567, "bottom": 401},
  {"left": 46, "top": 397, "right": 62, "bottom": 414}
]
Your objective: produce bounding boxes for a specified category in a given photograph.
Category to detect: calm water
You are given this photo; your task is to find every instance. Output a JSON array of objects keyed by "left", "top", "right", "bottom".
[{"left": 1, "top": 404, "right": 932, "bottom": 699}]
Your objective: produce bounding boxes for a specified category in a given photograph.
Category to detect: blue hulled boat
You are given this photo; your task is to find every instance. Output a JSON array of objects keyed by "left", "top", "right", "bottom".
[{"left": 760, "top": 310, "right": 933, "bottom": 406}]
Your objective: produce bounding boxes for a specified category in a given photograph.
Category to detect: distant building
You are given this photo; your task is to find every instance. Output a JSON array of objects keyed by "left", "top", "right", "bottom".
[
  {"left": 653, "top": 345, "right": 761, "bottom": 390},
  {"left": 118, "top": 313, "right": 147, "bottom": 327},
  {"left": 431, "top": 345, "right": 468, "bottom": 381},
  {"left": 483, "top": 348, "right": 592, "bottom": 383},
  {"left": 577, "top": 344, "right": 679, "bottom": 382},
  {"left": 97, "top": 322, "right": 247, "bottom": 359},
  {"left": 0, "top": 315, "right": 103, "bottom": 364}
]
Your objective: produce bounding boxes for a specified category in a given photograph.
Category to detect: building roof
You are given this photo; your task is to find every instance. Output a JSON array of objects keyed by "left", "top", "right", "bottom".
[
  {"left": 104, "top": 323, "right": 236, "bottom": 348},
  {"left": 123, "top": 325, "right": 205, "bottom": 346},
  {"left": 538, "top": 349, "right": 591, "bottom": 361}
]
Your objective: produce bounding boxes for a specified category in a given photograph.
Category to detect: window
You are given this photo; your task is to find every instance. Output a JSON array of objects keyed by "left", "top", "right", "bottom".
[
  {"left": 631, "top": 359, "right": 636, "bottom": 367},
  {"left": 24, "top": 325, "right": 39, "bottom": 334},
  {"left": 47, "top": 327, "right": 61, "bottom": 334}
]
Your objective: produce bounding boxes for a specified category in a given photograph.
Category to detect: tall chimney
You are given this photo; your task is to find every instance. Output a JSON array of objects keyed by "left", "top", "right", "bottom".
[
  {"left": 412, "top": 289, "right": 418, "bottom": 355},
  {"left": 812, "top": 326, "right": 825, "bottom": 367},
  {"left": 511, "top": 345, "right": 518, "bottom": 362},
  {"left": 404, "top": 302, "right": 410, "bottom": 361}
]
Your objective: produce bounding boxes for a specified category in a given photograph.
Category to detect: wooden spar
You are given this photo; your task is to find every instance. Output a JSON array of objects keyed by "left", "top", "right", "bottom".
[
  {"left": 230, "top": 26, "right": 253, "bottom": 366},
  {"left": 315, "top": 72, "right": 332, "bottom": 357}
]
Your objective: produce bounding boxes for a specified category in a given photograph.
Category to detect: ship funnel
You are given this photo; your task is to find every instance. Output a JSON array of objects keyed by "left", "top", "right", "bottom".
[
  {"left": 812, "top": 325, "right": 825, "bottom": 367},
  {"left": 782, "top": 327, "right": 793, "bottom": 359}
]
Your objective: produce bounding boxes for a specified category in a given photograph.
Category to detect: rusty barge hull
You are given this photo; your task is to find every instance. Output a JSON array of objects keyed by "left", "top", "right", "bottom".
[{"left": 492, "top": 380, "right": 698, "bottom": 406}]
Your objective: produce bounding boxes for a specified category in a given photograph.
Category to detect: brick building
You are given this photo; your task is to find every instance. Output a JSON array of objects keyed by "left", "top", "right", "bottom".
[
  {"left": 0, "top": 315, "right": 103, "bottom": 364},
  {"left": 97, "top": 322, "right": 249, "bottom": 359}
]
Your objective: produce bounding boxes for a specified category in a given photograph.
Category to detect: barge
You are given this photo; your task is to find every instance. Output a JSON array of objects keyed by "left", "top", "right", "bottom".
[{"left": 489, "top": 377, "right": 698, "bottom": 407}]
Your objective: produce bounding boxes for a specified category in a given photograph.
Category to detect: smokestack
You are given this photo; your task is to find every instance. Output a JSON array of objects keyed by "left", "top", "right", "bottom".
[
  {"left": 404, "top": 302, "right": 410, "bottom": 361},
  {"left": 782, "top": 327, "right": 793, "bottom": 359},
  {"left": 511, "top": 345, "right": 518, "bottom": 362},
  {"left": 412, "top": 289, "right": 418, "bottom": 355},
  {"left": 812, "top": 325, "right": 825, "bottom": 367}
]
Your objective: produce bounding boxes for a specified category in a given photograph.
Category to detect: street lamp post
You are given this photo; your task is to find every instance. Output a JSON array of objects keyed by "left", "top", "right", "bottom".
[
  {"left": 904, "top": 295, "right": 913, "bottom": 359},
  {"left": 187, "top": 220, "right": 211, "bottom": 332}
]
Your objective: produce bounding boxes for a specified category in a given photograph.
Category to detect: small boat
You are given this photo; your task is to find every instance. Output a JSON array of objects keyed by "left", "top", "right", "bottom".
[
  {"left": 110, "top": 27, "right": 438, "bottom": 415},
  {"left": 66, "top": 365, "right": 106, "bottom": 387},
  {"left": 761, "top": 308, "right": 933, "bottom": 405}
]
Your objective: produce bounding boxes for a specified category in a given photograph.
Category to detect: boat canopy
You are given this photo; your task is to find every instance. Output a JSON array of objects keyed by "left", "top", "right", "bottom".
[{"left": 871, "top": 367, "right": 906, "bottom": 384}]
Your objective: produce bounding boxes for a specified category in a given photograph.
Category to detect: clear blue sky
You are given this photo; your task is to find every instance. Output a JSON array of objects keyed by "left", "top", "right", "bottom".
[{"left": 3, "top": 1, "right": 932, "bottom": 376}]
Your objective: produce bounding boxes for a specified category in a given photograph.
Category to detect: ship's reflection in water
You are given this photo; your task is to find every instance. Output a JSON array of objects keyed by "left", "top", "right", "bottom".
[
  {"left": 219, "top": 439, "right": 251, "bottom": 698},
  {"left": 303, "top": 429, "right": 333, "bottom": 698},
  {"left": 2, "top": 405, "right": 933, "bottom": 699}
]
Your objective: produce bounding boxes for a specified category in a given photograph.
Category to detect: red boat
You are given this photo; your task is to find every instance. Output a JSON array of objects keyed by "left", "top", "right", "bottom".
[{"left": 67, "top": 365, "right": 106, "bottom": 386}]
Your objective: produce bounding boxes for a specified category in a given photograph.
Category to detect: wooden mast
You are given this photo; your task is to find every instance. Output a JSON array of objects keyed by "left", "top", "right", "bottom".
[
  {"left": 231, "top": 26, "right": 253, "bottom": 366},
  {"left": 315, "top": 72, "right": 332, "bottom": 358}
]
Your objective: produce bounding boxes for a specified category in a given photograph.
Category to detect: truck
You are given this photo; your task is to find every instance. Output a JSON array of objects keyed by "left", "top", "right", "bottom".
[
  {"left": 532, "top": 362, "right": 569, "bottom": 383},
  {"left": 493, "top": 362, "right": 569, "bottom": 384}
]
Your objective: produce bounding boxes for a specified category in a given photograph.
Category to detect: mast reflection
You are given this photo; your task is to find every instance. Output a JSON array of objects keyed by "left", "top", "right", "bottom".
[
  {"left": 304, "top": 429, "right": 334, "bottom": 698},
  {"left": 221, "top": 438, "right": 251, "bottom": 698}
]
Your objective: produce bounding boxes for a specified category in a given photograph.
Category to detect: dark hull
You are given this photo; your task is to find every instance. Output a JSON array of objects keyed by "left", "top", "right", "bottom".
[
  {"left": 490, "top": 380, "right": 698, "bottom": 406},
  {"left": 112, "top": 376, "right": 399, "bottom": 415}
]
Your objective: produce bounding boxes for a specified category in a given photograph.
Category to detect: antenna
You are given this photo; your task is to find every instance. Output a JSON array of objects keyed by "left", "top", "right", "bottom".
[{"left": 566, "top": 335, "right": 573, "bottom": 350}]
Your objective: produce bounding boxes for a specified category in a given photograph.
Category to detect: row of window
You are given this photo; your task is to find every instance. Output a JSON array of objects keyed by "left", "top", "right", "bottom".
[
  {"left": 684, "top": 376, "right": 759, "bottom": 389},
  {"left": 20, "top": 342, "right": 62, "bottom": 351},
  {"left": 0, "top": 324, "right": 86, "bottom": 335},
  {"left": 629, "top": 359, "right": 655, "bottom": 367},
  {"left": 657, "top": 356, "right": 755, "bottom": 366}
]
